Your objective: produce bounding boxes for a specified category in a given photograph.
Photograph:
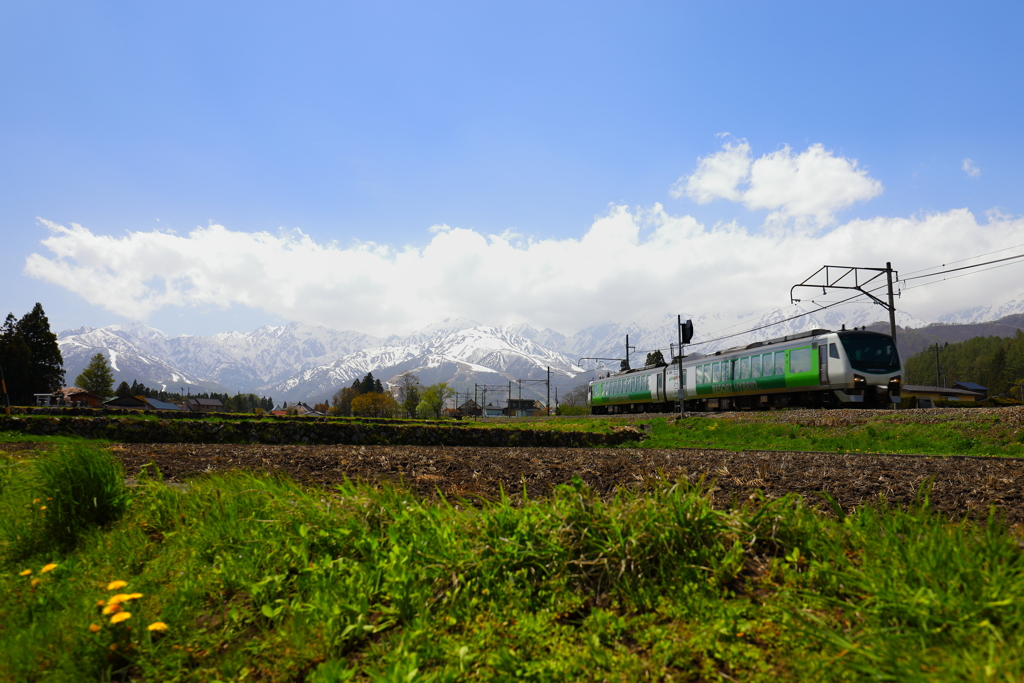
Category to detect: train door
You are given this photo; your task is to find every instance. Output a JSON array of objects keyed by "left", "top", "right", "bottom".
[{"left": 817, "top": 344, "right": 830, "bottom": 385}]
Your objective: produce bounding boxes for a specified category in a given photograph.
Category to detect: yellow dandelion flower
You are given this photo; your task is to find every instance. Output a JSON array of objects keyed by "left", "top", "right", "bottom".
[
  {"left": 147, "top": 622, "right": 168, "bottom": 632},
  {"left": 88, "top": 624, "right": 101, "bottom": 633},
  {"left": 40, "top": 506, "right": 46, "bottom": 511},
  {"left": 96, "top": 599, "right": 106, "bottom": 607},
  {"left": 108, "top": 593, "right": 140, "bottom": 605},
  {"left": 33, "top": 498, "right": 40, "bottom": 504},
  {"left": 31, "top": 578, "right": 41, "bottom": 588},
  {"left": 102, "top": 603, "right": 122, "bottom": 615},
  {"left": 106, "top": 580, "right": 128, "bottom": 591},
  {"left": 109, "top": 611, "right": 132, "bottom": 625},
  {"left": 41, "top": 563, "right": 57, "bottom": 573},
  {"left": 18, "top": 569, "right": 31, "bottom": 576}
]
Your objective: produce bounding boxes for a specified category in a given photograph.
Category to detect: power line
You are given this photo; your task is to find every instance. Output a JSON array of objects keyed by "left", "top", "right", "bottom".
[
  {"left": 900, "top": 252, "right": 1024, "bottom": 283},
  {"left": 584, "top": 248, "right": 1024, "bottom": 369},
  {"left": 902, "top": 242, "right": 1024, "bottom": 277},
  {"left": 900, "top": 258, "right": 1024, "bottom": 292}
]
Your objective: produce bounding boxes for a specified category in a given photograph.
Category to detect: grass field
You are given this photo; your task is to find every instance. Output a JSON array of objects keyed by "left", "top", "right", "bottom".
[{"left": 2, "top": 435, "right": 1024, "bottom": 681}]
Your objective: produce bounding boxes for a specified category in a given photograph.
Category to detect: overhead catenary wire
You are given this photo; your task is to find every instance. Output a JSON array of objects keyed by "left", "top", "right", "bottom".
[
  {"left": 582, "top": 248, "right": 1024, "bottom": 371},
  {"left": 901, "top": 242, "right": 1024, "bottom": 278}
]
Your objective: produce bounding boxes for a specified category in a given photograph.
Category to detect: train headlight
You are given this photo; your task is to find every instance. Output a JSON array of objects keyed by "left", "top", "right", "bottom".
[
  {"left": 853, "top": 374, "right": 866, "bottom": 388},
  {"left": 888, "top": 375, "right": 901, "bottom": 393}
]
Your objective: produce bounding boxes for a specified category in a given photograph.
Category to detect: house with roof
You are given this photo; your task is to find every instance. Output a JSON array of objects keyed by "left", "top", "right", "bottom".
[
  {"left": 104, "top": 395, "right": 182, "bottom": 411},
  {"left": 900, "top": 384, "right": 985, "bottom": 408},
  {"left": 54, "top": 387, "right": 106, "bottom": 408},
  {"left": 186, "top": 398, "right": 224, "bottom": 413},
  {"left": 952, "top": 382, "right": 988, "bottom": 399},
  {"left": 456, "top": 399, "right": 482, "bottom": 417}
]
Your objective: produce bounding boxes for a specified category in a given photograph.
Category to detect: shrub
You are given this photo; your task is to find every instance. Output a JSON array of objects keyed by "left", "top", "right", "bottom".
[
  {"left": 556, "top": 405, "right": 590, "bottom": 416},
  {"left": 30, "top": 446, "right": 130, "bottom": 552}
]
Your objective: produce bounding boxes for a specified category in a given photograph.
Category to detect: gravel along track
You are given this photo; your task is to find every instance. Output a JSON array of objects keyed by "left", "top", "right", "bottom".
[{"left": 106, "top": 442, "right": 1024, "bottom": 523}]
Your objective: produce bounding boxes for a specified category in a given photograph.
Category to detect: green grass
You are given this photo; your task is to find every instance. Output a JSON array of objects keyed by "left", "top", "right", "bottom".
[
  {"left": 2, "top": 441, "right": 1024, "bottom": 680},
  {"left": 8, "top": 406, "right": 1024, "bottom": 456},
  {"left": 630, "top": 412, "right": 1024, "bottom": 456}
]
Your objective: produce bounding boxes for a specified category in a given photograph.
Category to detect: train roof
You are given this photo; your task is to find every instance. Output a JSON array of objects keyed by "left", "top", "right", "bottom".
[{"left": 710, "top": 328, "right": 831, "bottom": 356}]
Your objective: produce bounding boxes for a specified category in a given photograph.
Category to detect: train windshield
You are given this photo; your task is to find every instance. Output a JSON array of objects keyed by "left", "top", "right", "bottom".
[{"left": 839, "top": 333, "right": 900, "bottom": 373}]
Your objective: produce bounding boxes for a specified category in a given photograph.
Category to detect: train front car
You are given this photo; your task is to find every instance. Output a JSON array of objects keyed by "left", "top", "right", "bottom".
[
  {"left": 829, "top": 329, "right": 902, "bottom": 407},
  {"left": 681, "top": 328, "right": 902, "bottom": 411}
]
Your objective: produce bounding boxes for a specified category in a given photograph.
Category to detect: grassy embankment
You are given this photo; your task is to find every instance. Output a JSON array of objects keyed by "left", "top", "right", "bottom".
[
  {"left": 502, "top": 410, "right": 1024, "bottom": 457},
  {"left": 8, "top": 407, "right": 1024, "bottom": 456},
  {"left": 2, "top": 439, "right": 1024, "bottom": 681}
]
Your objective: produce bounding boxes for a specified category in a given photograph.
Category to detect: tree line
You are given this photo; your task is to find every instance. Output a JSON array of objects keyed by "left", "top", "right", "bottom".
[
  {"left": 0, "top": 303, "right": 65, "bottom": 406},
  {"left": 329, "top": 371, "right": 456, "bottom": 419},
  {"left": 903, "top": 330, "right": 1024, "bottom": 399}
]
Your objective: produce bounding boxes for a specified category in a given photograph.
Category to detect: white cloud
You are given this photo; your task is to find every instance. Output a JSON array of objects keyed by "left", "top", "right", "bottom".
[
  {"left": 672, "top": 140, "right": 883, "bottom": 228},
  {"left": 963, "top": 158, "right": 981, "bottom": 177},
  {"left": 24, "top": 207, "right": 1024, "bottom": 337}
]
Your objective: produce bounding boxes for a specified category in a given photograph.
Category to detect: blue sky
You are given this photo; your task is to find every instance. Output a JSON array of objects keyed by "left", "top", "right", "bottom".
[{"left": 4, "top": 1, "right": 1023, "bottom": 338}]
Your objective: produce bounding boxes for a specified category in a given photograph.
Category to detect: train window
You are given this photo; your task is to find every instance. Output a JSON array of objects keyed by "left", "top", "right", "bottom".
[
  {"left": 751, "top": 355, "right": 761, "bottom": 378},
  {"left": 762, "top": 353, "right": 773, "bottom": 375},
  {"left": 829, "top": 343, "right": 839, "bottom": 359},
  {"left": 775, "top": 351, "right": 786, "bottom": 375},
  {"left": 790, "top": 347, "right": 811, "bottom": 374},
  {"left": 724, "top": 361, "right": 732, "bottom": 381},
  {"left": 704, "top": 364, "right": 710, "bottom": 383},
  {"left": 696, "top": 365, "right": 703, "bottom": 384},
  {"left": 712, "top": 362, "right": 720, "bottom": 383},
  {"left": 740, "top": 357, "right": 750, "bottom": 380}
]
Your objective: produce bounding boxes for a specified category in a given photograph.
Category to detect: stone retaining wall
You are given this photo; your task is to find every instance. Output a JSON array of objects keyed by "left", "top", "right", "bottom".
[{"left": 0, "top": 416, "right": 643, "bottom": 448}]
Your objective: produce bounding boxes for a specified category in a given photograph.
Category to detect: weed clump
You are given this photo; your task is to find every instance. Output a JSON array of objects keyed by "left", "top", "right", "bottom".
[{"left": 1, "top": 443, "right": 129, "bottom": 560}]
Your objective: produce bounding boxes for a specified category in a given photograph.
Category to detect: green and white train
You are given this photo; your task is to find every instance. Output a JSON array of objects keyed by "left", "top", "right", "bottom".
[{"left": 588, "top": 328, "right": 901, "bottom": 413}]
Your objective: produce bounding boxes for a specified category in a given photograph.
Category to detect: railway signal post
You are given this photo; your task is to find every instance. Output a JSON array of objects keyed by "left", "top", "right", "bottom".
[{"left": 677, "top": 316, "right": 694, "bottom": 418}]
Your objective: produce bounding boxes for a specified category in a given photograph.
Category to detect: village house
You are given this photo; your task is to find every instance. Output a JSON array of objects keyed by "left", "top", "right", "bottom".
[
  {"left": 186, "top": 397, "right": 225, "bottom": 413},
  {"left": 900, "top": 384, "right": 986, "bottom": 408}
]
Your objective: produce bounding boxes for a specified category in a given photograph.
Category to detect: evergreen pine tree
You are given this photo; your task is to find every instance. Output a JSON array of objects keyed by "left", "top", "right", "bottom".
[
  {"left": 115, "top": 381, "right": 132, "bottom": 398},
  {"left": 16, "top": 303, "right": 64, "bottom": 394},
  {"left": 76, "top": 353, "right": 115, "bottom": 397},
  {"left": 0, "top": 313, "right": 33, "bottom": 405}
]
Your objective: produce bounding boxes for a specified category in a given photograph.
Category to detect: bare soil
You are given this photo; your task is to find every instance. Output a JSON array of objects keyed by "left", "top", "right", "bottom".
[{"left": 101, "top": 442, "right": 1024, "bottom": 523}]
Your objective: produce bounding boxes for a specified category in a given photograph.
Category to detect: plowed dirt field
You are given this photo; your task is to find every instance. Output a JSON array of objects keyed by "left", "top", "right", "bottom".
[{"left": 105, "top": 441, "right": 1024, "bottom": 523}]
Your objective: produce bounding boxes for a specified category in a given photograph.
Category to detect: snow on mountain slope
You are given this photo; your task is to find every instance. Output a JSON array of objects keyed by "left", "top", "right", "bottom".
[
  {"left": 57, "top": 301, "right": 944, "bottom": 402},
  {"left": 938, "top": 292, "right": 1024, "bottom": 325},
  {"left": 58, "top": 322, "right": 383, "bottom": 395},
  {"left": 260, "top": 325, "right": 588, "bottom": 401},
  {"left": 58, "top": 326, "right": 213, "bottom": 391}
]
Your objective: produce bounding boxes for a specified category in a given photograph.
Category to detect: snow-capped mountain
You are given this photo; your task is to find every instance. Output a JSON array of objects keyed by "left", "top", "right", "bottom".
[
  {"left": 58, "top": 325, "right": 213, "bottom": 391},
  {"left": 57, "top": 301, "right": 947, "bottom": 403},
  {"left": 937, "top": 292, "right": 1024, "bottom": 325},
  {"left": 262, "top": 323, "right": 589, "bottom": 401},
  {"left": 58, "top": 322, "right": 383, "bottom": 395}
]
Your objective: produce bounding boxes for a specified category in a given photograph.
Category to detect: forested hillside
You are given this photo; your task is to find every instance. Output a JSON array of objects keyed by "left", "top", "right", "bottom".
[
  {"left": 866, "top": 313, "right": 1024, "bottom": 359},
  {"left": 903, "top": 330, "right": 1024, "bottom": 398}
]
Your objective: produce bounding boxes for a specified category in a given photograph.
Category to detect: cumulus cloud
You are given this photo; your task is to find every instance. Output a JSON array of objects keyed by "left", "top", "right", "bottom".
[
  {"left": 672, "top": 140, "right": 883, "bottom": 227},
  {"left": 24, "top": 206, "right": 1024, "bottom": 337},
  {"left": 963, "top": 158, "right": 981, "bottom": 177}
]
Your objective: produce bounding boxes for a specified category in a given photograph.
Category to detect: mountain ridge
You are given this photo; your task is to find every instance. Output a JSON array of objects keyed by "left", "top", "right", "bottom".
[{"left": 55, "top": 298, "right": 1024, "bottom": 402}]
